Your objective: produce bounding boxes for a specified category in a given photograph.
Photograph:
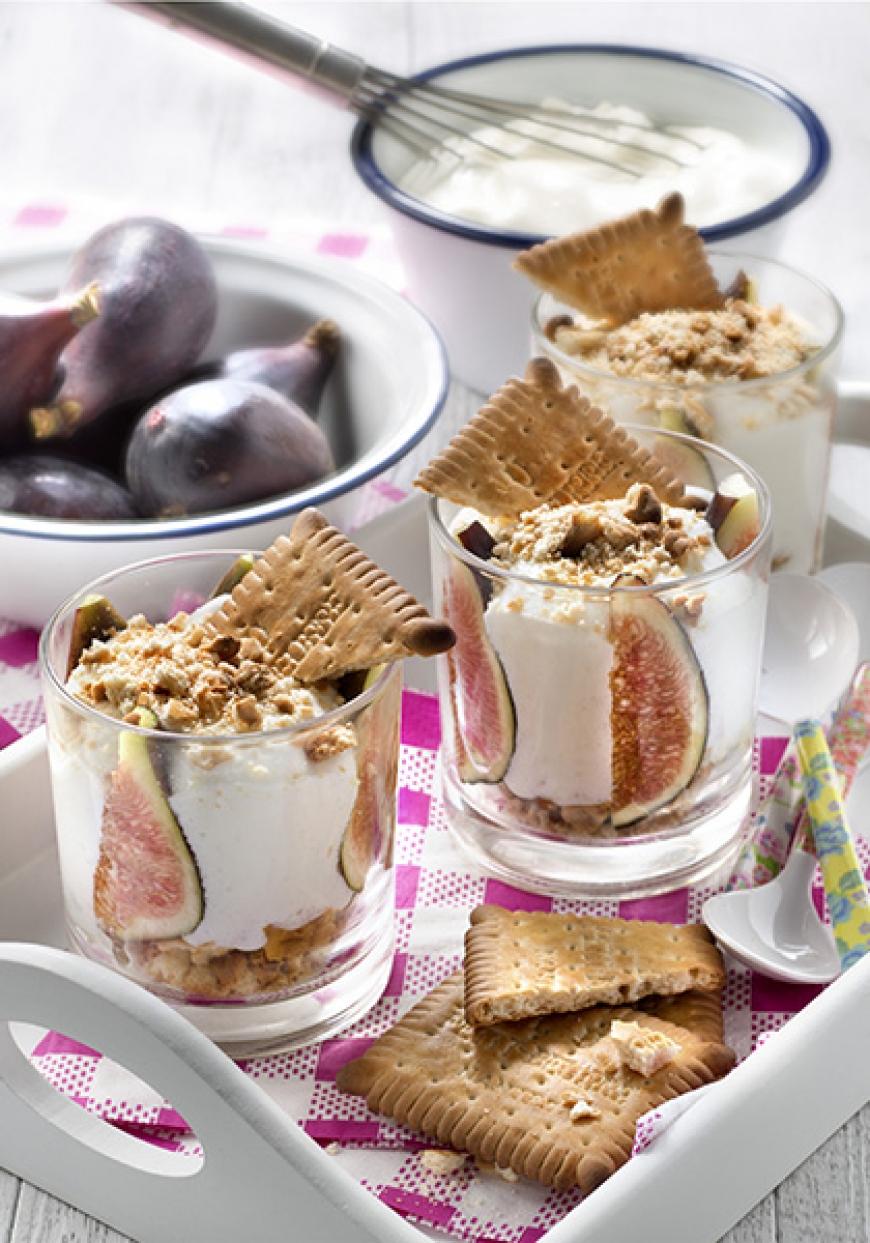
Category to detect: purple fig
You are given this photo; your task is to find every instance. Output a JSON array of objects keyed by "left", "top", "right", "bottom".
[
  {"left": 0, "top": 454, "right": 136, "bottom": 520},
  {"left": 218, "top": 319, "right": 340, "bottom": 418},
  {"left": 124, "top": 378, "right": 335, "bottom": 518},
  {"left": 0, "top": 284, "right": 99, "bottom": 448},
  {"left": 30, "top": 218, "right": 217, "bottom": 440}
]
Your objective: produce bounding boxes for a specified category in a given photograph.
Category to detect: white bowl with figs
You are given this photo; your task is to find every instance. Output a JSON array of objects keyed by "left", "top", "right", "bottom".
[{"left": 0, "top": 220, "right": 448, "bottom": 626}]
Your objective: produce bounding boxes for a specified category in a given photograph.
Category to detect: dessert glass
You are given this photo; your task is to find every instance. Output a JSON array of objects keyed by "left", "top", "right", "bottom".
[
  {"left": 429, "top": 430, "right": 772, "bottom": 898},
  {"left": 532, "top": 254, "right": 842, "bottom": 575},
  {"left": 40, "top": 551, "right": 400, "bottom": 1056}
]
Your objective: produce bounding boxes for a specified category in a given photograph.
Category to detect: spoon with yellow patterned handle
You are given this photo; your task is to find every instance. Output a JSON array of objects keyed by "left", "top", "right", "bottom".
[{"left": 793, "top": 719, "right": 870, "bottom": 971}]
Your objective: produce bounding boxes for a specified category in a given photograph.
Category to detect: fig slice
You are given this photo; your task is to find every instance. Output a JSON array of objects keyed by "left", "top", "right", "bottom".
[
  {"left": 609, "top": 586, "right": 708, "bottom": 827},
  {"left": 653, "top": 407, "right": 715, "bottom": 491},
  {"left": 443, "top": 559, "right": 515, "bottom": 784},
  {"left": 335, "top": 663, "right": 385, "bottom": 704},
  {"left": 706, "top": 473, "right": 761, "bottom": 559},
  {"left": 66, "top": 593, "right": 127, "bottom": 676},
  {"left": 209, "top": 553, "right": 255, "bottom": 599},
  {"left": 93, "top": 707, "right": 203, "bottom": 941},
  {"left": 339, "top": 669, "right": 399, "bottom": 890}
]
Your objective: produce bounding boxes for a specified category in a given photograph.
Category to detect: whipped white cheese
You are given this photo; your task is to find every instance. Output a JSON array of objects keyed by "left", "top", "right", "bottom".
[
  {"left": 486, "top": 583, "right": 612, "bottom": 807},
  {"left": 173, "top": 742, "right": 356, "bottom": 951},
  {"left": 398, "top": 101, "right": 795, "bottom": 235}
]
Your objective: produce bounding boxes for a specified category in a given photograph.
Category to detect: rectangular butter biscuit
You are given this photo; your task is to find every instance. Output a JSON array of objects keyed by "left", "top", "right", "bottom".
[
  {"left": 337, "top": 972, "right": 734, "bottom": 1193},
  {"left": 464, "top": 905, "right": 725, "bottom": 1027}
]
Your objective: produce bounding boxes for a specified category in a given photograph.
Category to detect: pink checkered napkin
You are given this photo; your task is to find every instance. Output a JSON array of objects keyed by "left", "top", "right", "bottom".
[{"left": 8, "top": 673, "right": 867, "bottom": 1243}]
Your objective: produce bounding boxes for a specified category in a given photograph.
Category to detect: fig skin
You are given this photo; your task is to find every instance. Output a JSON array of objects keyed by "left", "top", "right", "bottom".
[
  {"left": 0, "top": 284, "right": 99, "bottom": 448},
  {"left": 443, "top": 559, "right": 515, "bottom": 784},
  {"left": 217, "top": 319, "right": 341, "bottom": 419},
  {"left": 124, "top": 378, "right": 335, "bottom": 518},
  {"left": 706, "top": 473, "right": 761, "bottom": 558},
  {"left": 30, "top": 218, "right": 217, "bottom": 440},
  {"left": 0, "top": 454, "right": 137, "bottom": 520}
]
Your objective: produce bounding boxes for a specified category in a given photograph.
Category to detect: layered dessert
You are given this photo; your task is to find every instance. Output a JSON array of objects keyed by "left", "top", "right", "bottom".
[
  {"left": 518, "top": 193, "right": 840, "bottom": 573},
  {"left": 45, "top": 510, "right": 454, "bottom": 1005},
  {"left": 417, "top": 359, "right": 769, "bottom": 844}
]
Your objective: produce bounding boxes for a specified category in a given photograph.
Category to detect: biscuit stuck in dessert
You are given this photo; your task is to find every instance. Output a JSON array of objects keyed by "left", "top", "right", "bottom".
[
  {"left": 414, "top": 358, "right": 685, "bottom": 518},
  {"left": 514, "top": 191, "right": 724, "bottom": 326}
]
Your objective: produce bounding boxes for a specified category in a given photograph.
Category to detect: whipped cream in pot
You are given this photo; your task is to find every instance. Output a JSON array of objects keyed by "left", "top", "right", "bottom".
[{"left": 397, "top": 102, "right": 795, "bottom": 236}]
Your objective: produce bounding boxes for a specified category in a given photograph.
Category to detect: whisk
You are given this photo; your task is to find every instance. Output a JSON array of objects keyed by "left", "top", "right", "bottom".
[{"left": 127, "top": 2, "right": 699, "bottom": 177}]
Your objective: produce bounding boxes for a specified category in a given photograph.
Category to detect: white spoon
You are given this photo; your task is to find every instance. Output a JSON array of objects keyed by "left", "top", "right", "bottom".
[
  {"left": 818, "top": 562, "right": 870, "bottom": 665},
  {"left": 703, "top": 575, "right": 860, "bottom": 982},
  {"left": 703, "top": 848, "right": 840, "bottom": 983},
  {"left": 758, "top": 573, "right": 860, "bottom": 725}
]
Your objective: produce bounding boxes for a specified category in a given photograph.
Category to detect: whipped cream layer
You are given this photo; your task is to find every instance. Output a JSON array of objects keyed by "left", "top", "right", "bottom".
[
  {"left": 172, "top": 741, "right": 356, "bottom": 951},
  {"left": 485, "top": 583, "right": 612, "bottom": 807},
  {"left": 398, "top": 100, "right": 795, "bottom": 235}
]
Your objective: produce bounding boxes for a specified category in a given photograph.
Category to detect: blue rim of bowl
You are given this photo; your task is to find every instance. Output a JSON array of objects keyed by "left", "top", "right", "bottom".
[
  {"left": 0, "top": 241, "right": 450, "bottom": 542},
  {"left": 350, "top": 43, "right": 831, "bottom": 248}
]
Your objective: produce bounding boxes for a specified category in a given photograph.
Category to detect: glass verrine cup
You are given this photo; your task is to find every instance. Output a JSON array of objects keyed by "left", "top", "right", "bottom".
[
  {"left": 40, "top": 551, "right": 400, "bottom": 1056},
  {"left": 532, "top": 254, "right": 843, "bottom": 574},
  {"left": 430, "top": 430, "right": 772, "bottom": 898}
]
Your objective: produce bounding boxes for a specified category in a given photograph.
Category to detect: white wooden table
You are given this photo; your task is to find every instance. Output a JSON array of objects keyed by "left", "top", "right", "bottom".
[{"left": 0, "top": 3, "right": 868, "bottom": 1240}]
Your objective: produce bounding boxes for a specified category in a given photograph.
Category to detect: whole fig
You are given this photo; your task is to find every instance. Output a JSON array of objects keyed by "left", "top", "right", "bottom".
[
  {"left": 0, "top": 454, "right": 136, "bottom": 520},
  {"left": 218, "top": 319, "right": 340, "bottom": 418},
  {"left": 30, "top": 218, "right": 217, "bottom": 440},
  {"left": 0, "top": 285, "right": 99, "bottom": 448},
  {"left": 125, "top": 378, "right": 335, "bottom": 518}
]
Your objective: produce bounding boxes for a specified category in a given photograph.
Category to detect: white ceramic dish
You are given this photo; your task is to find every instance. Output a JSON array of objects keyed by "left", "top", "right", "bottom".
[
  {"left": 0, "top": 238, "right": 448, "bottom": 626},
  {"left": 2, "top": 495, "right": 870, "bottom": 1243},
  {"left": 351, "top": 45, "right": 829, "bottom": 391}
]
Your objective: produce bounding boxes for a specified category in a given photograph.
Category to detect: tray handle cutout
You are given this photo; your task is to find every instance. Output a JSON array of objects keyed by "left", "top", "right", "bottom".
[{"left": 0, "top": 945, "right": 413, "bottom": 1243}]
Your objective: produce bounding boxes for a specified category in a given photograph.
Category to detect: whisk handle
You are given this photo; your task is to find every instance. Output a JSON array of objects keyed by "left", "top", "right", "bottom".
[{"left": 119, "top": 1, "right": 366, "bottom": 105}]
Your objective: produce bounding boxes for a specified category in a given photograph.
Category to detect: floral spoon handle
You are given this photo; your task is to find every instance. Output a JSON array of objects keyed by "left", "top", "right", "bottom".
[
  {"left": 795, "top": 718, "right": 870, "bottom": 970},
  {"left": 727, "top": 663, "right": 870, "bottom": 891}
]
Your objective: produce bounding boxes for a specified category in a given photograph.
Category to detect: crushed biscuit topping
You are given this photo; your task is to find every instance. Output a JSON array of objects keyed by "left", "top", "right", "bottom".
[
  {"left": 489, "top": 483, "right": 714, "bottom": 588},
  {"left": 551, "top": 299, "right": 815, "bottom": 384},
  {"left": 67, "top": 611, "right": 342, "bottom": 734}
]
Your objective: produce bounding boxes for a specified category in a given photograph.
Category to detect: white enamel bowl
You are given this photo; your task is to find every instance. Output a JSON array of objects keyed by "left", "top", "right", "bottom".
[
  {"left": 351, "top": 45, "right": 830, "bottom": 392},
  {"left": 0, "top": 239, "right": 448, "bottom": 626}
]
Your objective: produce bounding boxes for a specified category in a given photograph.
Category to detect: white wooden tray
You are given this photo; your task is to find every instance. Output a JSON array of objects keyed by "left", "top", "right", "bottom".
[{"left": 1, "top": 385, "right": 869, "bottom": 1243}]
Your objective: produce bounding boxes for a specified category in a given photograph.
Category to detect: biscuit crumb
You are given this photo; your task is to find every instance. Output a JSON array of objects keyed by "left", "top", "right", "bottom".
[
  {"left": 569, "top": 1098, "right": 601, "bottom": 1122},
  {"left": 67, "top": 609, "right": 344, "bottom": 735},
  {"left": 491, "top": 490, "right": 709, "bottom": 588},
  {"left": 554, "top": 300, "right": 815, "bottom": 384},
  {"left": 609, "top": 1019, "right": 680, "bottom": 1076},
  {"left": 421, "top": 1149, "right": 466, "bottom": 1176},
  {"left": 302, "top": 724, "right": 357, "bottom": 762}
]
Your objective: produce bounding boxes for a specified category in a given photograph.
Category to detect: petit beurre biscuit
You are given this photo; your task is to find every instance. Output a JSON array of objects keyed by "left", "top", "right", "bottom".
[
  {"left": 514, "top": 192, "right": 724, "bottom": 326},
  {"left": 337, "top": 972, "right": 734, "bottom": 1193},
  {"left": 209, "top": 507, "right": 454, "bottom": 682},
  {"left": 413, "top": 357, "right": 685, "bottom": 518},
  {"left": 464, "top": 906, "right": 725, "bottom": 1027}
]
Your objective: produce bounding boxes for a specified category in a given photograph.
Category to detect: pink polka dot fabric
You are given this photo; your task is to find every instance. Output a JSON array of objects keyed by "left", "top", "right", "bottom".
[{"left": 3, "top": 653, "right": 847, "bottom": 1240}]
